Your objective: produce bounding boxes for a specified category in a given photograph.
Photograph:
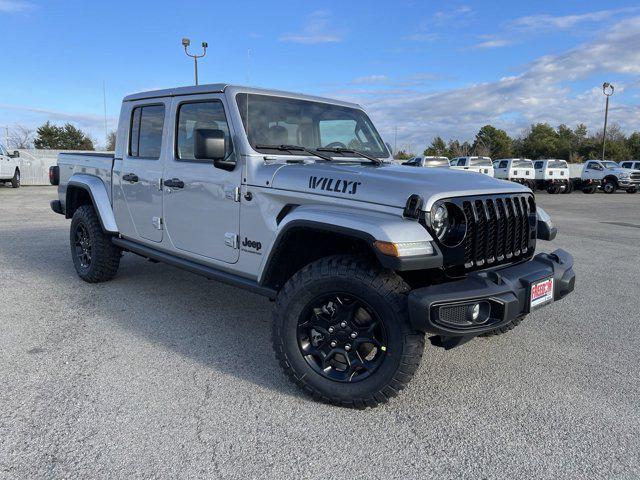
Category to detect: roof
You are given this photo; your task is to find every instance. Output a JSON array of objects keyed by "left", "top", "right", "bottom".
[{"left": 122, "top": 84, "right": 362, "bottom": 109}]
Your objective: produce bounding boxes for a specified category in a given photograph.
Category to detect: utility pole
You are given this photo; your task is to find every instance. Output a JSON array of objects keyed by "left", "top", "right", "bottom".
[
  {"left": 394, "top": 125, "right": 397, "bottom": 156},
  {"left": 601, "top": 82, "right": 614, "bottom": 160},
  {"left": 103, "top": 81, "right": 108, "bottom": 148},
  {"left": 182, "top": 38, "right": 208, "bottom": 85}
]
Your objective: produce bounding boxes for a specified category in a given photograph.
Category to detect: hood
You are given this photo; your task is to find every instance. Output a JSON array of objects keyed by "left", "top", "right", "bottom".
[
  {"left": 270, "top": 162, "right": 530, "bottom": 210},
  {"left": 608, "top": 167, "right": 636, "bottom": 174}
]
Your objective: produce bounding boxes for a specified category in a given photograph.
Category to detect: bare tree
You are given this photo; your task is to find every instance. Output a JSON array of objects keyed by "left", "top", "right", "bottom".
[
  {"left": 7, "top": 125, "right": 34, "bottom": 149},
  {"left": 105, "top": 131, "right": 117, "bottom": 151}
]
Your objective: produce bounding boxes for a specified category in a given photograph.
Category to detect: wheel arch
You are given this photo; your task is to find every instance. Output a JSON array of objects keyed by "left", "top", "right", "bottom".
[{"left": 65, "top": 174, "right": 118, "bottom": 233}]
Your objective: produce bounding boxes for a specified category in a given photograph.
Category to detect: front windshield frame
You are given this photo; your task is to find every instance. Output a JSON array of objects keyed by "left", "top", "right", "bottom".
[{"left": 236, "top": 93, "right": 390, "bottom": 159}]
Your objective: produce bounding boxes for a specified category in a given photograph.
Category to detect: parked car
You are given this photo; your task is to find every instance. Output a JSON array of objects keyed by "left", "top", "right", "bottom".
[
  {"left": 493, "top": 158, "right": 536, "bottom": 190},
  {"left": 534, "top": 159, "right": 572, "bottom": 194},
  {"left": 49, "top": 83, "right": 575, "bottom": 408},
  {"left": 569, "top": 160, "right": 639, "bottom": 194},
  {"left": 619, "top": 160, "right": 640, "bottom": 171},
  {"left": 402, "top": 156, "right": 450, "bottom": 168},
  {"left": 0, "top": 143, "right": 21, "bottom": 188},
  {"left": 450, "top": 156, "right": 494, "bottom": 177}
]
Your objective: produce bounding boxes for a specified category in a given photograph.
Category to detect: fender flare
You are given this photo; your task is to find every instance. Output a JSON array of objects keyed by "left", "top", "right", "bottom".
[
  {"left": 66, "top": 174, "right": 118, "bottom": 233},
  {"left": 259, "top": 205, "right": 441, "bottom": 284}
]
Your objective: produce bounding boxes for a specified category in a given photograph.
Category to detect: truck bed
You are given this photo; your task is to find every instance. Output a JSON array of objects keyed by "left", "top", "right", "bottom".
[{"left": 57, "top": 152, "right": 115, "bottom": 207}]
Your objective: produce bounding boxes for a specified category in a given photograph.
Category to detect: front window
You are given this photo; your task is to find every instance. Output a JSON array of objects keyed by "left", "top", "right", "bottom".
[
  {"left": 603, "top": 161, "right": 619, "bottom": 170},
  {"left": 236, "top": 93, "right": 389, "bottom": 158}
]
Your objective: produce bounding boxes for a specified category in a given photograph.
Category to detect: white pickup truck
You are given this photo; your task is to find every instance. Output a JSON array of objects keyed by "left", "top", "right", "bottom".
[
  {"left": 569, "top": 160, "right": 640, "bottom": 194},
  {"left": 533, "top": 159, "right": 572, "bottom": 194},
  {"left": 402, "top": 156, "right": 450, "bottom": 168},
  {"left": 493, "top": 158, "right": 535, "bottom": 190},
  {"left": 619, "top": 160, "right": 640, "bottom": 171},
  {"left": 0, "top": 144, "right": 21, "bottom": 188},
  {"left": 450, "top": 156, "right": 494, "bottom": 177}
]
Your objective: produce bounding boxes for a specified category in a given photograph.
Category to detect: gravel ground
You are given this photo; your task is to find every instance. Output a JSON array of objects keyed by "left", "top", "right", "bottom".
[{"left": 1, "top": 186, "right": 639, "bottom": 479}]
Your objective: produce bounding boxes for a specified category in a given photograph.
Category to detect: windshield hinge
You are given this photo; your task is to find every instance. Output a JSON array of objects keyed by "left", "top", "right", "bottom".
[
  {"left": 225, "top": 186, "right": 240, "bottom": 202},
  {"left": 225, "top": 232, "right": 239, "bottom": 249}
]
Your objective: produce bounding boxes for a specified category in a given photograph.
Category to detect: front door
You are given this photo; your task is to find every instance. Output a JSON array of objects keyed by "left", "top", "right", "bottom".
[
  {"left": 119, "top": 102, "right": 167, "bottom": 243},
  {"left": 162, "top": 96, "right": 241, "bottom": 263}
]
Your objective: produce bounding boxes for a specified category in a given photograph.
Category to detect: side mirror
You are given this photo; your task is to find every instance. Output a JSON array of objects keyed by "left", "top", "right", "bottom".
[{"left": 194, "top": 128, "right": 226, "bottom": 162}]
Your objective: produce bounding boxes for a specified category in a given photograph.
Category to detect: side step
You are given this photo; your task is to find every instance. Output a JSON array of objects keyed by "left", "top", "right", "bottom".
[{"left": 112, "top": 237, "right": 277, "bottom": 299}]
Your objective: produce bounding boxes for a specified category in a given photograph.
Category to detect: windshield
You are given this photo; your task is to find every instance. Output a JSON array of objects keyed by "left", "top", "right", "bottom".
[
  {"left": 236, "top": 93, "right": 389, "bottom": 158},
  {"left": 603, "top": 161, "right": 620, "bottom": 170},
  {"left": 548, "top": 160, "right": 567, "bottom": 169},
  {"left": 469, "top": 157, "right": 492, "bottom": 166},
  {"left": 512, "top": 160, "right": 533, "bottom": 168}
]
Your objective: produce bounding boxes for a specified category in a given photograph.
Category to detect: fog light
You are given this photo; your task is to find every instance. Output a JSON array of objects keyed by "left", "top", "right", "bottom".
[{"left": 469, "top": 303, "right": 480, "bottom": 321}]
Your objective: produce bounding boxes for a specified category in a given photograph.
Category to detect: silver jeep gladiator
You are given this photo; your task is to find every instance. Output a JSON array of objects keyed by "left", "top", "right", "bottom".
[{"left": 49, "top": 84, "right": 575, "bottom": 408}]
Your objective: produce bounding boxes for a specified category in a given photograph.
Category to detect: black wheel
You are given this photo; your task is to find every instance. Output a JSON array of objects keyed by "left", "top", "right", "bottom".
[
  {"left": 546, "top": 184, "right": 560, "bottom": 194},
  {"left": 526, "top": 180, "right": 537, "bottom": 192},
  {"left": 10, "top": 169, "right": 20, "bottom": 188},
  {"left": 481, "top": 315, "right": 527, "bottom": 337},
  {"left": 627, "top": 188, "right": 637, "bottom": 194},
  {"left": 273, "top": 255, "right": 424, "bottom": 408},
  {"left": 602, "top": 181, "right": 617, "bottom": 194},
  {"left": 562, "top": 181, "right": 574, "bottom": 194},
  {"left": 582, "top": 186, "right": 597, "bottom": 194},
  {"left": 70, "top": 205, "right": 121, "bottom": 283}
]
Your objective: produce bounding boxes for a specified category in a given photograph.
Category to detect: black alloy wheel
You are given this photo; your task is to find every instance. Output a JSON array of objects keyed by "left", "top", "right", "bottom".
[
  {"left": 74, "top": 222, "right": 92, "bottom": 269},
  {"left": 297, "top": 293, "right": 388, "bottom": 383}
]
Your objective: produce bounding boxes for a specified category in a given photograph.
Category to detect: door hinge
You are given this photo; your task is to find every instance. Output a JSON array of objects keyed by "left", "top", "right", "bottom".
[
  {"left": 152, "top": 217, "right": 163, "bottom": 230},
  {"left": 225, "top": 232, "right": 239, "bottom": 249},
  {"left": 224, "top": 186, "right": 240, "bottom": 202}
]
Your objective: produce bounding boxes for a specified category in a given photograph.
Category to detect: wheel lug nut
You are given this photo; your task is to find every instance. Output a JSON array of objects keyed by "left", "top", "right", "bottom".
[
  {"left": 345, "top": 344, "right": 351, "bottom": 351},
  {"left": 330, "top": 341, "right": 337, "bottom": 348},
  {"left": 340, "top": 322, "right": 347, "bottom": 328},
  {"left": 328, "top": 327, "right": 334, "bottom": 333},
  {"left": 350, "top": 332, "right": 357, "bottom": 339}
]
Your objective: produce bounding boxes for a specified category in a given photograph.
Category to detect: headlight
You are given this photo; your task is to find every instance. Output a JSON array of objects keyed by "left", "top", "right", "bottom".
[
  {"left": 429, "top": 202, "right": 467, "bottom": 247},
  {"left": 619, "top": 172, "right": 630, "bottom": 179},
  {"left": 431, "top": 204, "right": 449, "bottom": 239}
]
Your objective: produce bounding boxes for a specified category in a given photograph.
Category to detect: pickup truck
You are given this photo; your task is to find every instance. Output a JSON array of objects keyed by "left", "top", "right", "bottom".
[
  {"left": 569, "top": 160, "right": 640, "bottom": 194},
  {"left": 450, "top": 156, "right": 494, "bottom": 177},
  {"left": 533, "top": 159, "right": 572, "bottom": 194},
  {"left": 49, "top": 84, "right": 575, "bottom": 408},
  {"left": 0, "top": 143, "right": 21, "bottom": 188},
  {"left": 493, "top": 158, "right": 536, "bottom": 190},
  {"left": 619, "top": 160, "right": 640, "bottom": 171},
  {"left": 402, "top": 156, "right": 450, "bottom": 168}
]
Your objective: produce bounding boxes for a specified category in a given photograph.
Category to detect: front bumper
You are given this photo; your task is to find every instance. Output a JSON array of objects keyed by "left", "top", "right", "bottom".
[
  {"left": 617, "top": 179, "right": 640, "bottom": 188},
  {"left": 407, "top": 249, "right": 575, "bottom": 342}
]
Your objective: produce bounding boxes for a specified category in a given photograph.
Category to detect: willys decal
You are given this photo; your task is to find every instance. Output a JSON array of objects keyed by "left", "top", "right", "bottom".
[{"left": 308, "top": 176, "right": 361, "bottom": 195}]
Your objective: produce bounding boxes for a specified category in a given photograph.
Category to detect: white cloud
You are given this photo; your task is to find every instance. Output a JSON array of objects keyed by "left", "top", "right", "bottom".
[
  {"left": 433, "top": 6, "right": 474, "bottom": 25},
  {"left": 0, "top": 0, "right": 32, "bottom": 13},
  {"left": 280, "top": 10, "right": 343, "bottom": 44},
  {"left": 511, "top": 7, "right": 639, "bottom": 30},
  {"left": 0, "top": 104, "right": 117, "bottom": 136},
  {"left": 473, "top": 39, "right": 511, "bottom": 49},
  {"left": 351, "top": 75, "right": 389, "bottom": 85},
  {"left": 330, "top": 17, "right": 640, "bottom": 146},
  {"left": 404, "top": 32, "right": 438, "bottom": 42}
]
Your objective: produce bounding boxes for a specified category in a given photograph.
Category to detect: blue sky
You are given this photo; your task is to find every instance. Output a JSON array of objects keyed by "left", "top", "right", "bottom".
[{"left": 1, "top": 0, "right": 639, "bottom": 150}]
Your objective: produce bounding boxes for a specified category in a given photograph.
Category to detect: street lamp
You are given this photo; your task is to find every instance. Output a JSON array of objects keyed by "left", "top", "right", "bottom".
[
  {"left": 601, "top": 82, "right": 614, "bottom": 160},
  {"left": 182, "top": 38, "right": 208, "bottom": 86}
]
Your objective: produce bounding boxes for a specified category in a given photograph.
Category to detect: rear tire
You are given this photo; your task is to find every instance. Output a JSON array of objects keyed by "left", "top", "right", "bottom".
[
  {"left": 561, "top": 181, "right": 573, "bottom": 194},
  {"left": 582, "top": 186, "right": 597, "bottom": 194},
  {"left": 627, "top": 188, "right": 637, "bottom": 194},
  {"left": 10, "top": 169, "right": 20, "bottom": 188},
  {"left": 272, "top": 255, "right": 424, "bottom": 408},
  {"left": 70, "top": 205, "right": 121, "bottom": 283}
]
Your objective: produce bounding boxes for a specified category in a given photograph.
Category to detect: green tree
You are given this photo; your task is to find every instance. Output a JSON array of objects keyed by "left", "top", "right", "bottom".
[
  {"left": 393, "top": 149, "right": 413, "bottom": 160},
  {"left": 423, "top": 136, "right": 447, "bottom": 156},
  {"left": 34, "top": 121, "right": 94, "bottom": 150},
  {"left": 626, "top": 132, "right": 640, "bottom": 159},
  {"left": 472, "top": 125, "right": 512, "bottom": 159},
  {"left": 520, "top": 123, "right": 559, "bottom": 159}
]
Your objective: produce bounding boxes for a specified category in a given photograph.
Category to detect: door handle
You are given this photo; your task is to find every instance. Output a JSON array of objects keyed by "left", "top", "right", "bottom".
[
  {"left": 163, "top": 178, "right": 184, "bottom": 189},
  {"left": 123, "top": 173, "right": 139, "bottom": 183}
]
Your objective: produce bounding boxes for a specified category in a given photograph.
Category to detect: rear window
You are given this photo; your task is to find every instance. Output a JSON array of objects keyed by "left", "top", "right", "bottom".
[
  {"left": 470, "top": 157, "right": 492, "bottom": 166},
  {"left": 548, "top": 160, "right": 567, "bottom": 169},
  {"left": 512, "top": 160, "right": 533, "bottom": 168},
  {"left": 129, "top": 105, "right": 165, "bottom": 158}
]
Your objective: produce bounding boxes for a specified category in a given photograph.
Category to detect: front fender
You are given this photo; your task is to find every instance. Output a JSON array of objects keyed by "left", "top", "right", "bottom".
[
  {"left": 67, "top": 174, "right": 118, "bottom": 233},
  {"left": 260, "top": 205, "right": 441, "bottom": 280}
]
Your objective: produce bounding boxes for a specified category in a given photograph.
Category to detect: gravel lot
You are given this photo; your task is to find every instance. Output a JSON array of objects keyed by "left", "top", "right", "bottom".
[{"left": 1, "top": 186, "right": 639, "bottom": 479}]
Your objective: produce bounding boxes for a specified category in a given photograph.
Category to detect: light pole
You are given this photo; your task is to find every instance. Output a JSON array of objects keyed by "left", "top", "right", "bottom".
[
  {"left": 182, "top": 38, "right": 208, "bottom": 86},
  {"left": 601, "top": 82, "right": 614, "bottom": 160}
]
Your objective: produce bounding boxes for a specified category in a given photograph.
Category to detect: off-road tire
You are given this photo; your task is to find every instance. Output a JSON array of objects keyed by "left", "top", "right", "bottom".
[
  {"left": 70, "top": 205, "right": 121, "bottom": 283},
  {"left": 10, "top": 169, "right": 20, "bottom": 188},
  {"left": 480, "top": 315, "right": 527, "bottom": 337},
  {"left": 272, "top": 255, "right": 425, "bottom": 408}
]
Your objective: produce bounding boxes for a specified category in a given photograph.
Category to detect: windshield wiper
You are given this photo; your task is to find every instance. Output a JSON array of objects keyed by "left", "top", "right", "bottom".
[
  {"left": 255, "top": 144, "right": 333, "bottom": 161},
  {"left": 316, "top": 147, "right": 382, "bottom": 165}
]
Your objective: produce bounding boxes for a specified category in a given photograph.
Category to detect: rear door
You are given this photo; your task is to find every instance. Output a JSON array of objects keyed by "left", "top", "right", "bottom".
[
  {"left": 119, "top": 102, "right": 168, "bottom": 242},
  {"left": 162, "top": 95, "right": 242, "bottom": 263}
]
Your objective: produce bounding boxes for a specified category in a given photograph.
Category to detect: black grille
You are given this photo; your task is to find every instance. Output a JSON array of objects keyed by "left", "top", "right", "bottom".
[
  {"left": 423, "top": 193, "right": 537, "bottom": 274},
  {"left": 438, "top": 305, "right": 469, "bottom": 325}
]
